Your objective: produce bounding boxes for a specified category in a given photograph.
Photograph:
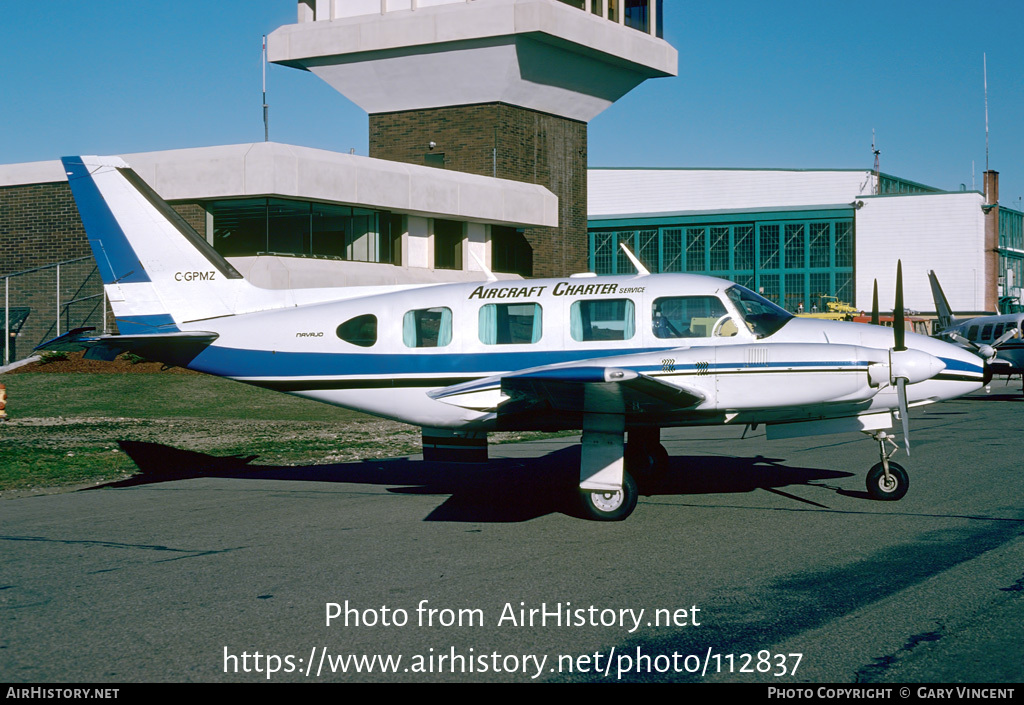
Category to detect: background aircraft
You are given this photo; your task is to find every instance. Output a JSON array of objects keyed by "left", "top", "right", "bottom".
[
  {"left": 928, "top": 271, "right": 1023, "bottom": 386},
  {"left": 38, "top": 157, "right": 990, "bottom": 520}
]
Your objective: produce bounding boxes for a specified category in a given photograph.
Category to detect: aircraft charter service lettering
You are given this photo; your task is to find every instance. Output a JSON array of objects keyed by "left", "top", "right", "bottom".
[{"left": 467, "top": 282, "right": 646, "bottom": 300}]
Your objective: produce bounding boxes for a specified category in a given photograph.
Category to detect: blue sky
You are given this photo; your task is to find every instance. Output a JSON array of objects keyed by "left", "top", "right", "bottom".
[{"left": 3, "top": 1, "right": 1022, "bottom": 205}]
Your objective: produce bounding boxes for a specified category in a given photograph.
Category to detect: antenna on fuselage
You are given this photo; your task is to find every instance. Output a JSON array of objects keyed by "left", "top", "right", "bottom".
[
  {"left": 470, "top": 250, "right": 498, "bottom": 282},
  {"left": 618, "top": 243, "right": 650, "bottom": 276}
]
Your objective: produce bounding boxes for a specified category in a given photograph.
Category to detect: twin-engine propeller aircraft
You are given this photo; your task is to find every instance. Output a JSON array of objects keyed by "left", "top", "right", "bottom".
[
  {"left": 928, "top": 270, "right": 1023, "bottom": 381},
  {"left": 41, "top": 156, "right": 990, "bottom": 520}
]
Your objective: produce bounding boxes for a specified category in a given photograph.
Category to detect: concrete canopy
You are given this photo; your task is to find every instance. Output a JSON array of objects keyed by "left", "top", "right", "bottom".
[
  {"left": 268, "top": 0, "right": 678, "bottom": 122},
  {"left": 1, "top": 142, "right": 557, "bottom": 228}
]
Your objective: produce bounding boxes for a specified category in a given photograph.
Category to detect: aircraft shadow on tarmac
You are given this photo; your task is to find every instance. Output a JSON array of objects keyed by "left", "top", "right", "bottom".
[{"left": 98, "top": 440, "right": 854, "bottom": 523}]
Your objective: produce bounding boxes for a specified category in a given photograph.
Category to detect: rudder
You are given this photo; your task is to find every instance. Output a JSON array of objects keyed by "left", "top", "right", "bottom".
[{"left": 62, "top": 156, "right": 254, "bottom": 331}]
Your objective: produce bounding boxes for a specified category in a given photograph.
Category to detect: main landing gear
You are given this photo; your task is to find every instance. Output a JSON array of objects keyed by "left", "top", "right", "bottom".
[
  {"left": 577, "top": 425, "right": 668, "bottom": 521},
  {"left": 865, "top": 430, "right": 909, "bottom": 501},
  {"left": 579, "top": 471, "right": 638, "bottom": 522}
]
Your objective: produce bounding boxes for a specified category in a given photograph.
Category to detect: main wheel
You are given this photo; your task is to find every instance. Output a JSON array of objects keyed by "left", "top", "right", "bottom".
[
  {"left": 625, "top": 442, "right": 669, "bottom": 477},
  {"left": 579, "top": 471, "right": 638, "bottom": 521},
  {"left": 866, "top": 461, "right": 909, "bottom": 501}
]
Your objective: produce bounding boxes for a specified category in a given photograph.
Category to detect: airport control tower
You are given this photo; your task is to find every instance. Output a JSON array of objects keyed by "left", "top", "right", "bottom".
[{"left": 268, "top": 0, "right": 677, "bottom": 277}]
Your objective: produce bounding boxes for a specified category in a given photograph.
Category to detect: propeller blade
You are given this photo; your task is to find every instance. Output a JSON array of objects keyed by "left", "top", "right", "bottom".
[
  {"left": 950, "top": 332, "right": 975, "bottom": 349},
  {"left": 871, "top": 280, "right": 879, "bottom": 326},
  {"left": 993, "top": 327, "right": 1020, "bottom": 348},
  {"left": 897, "top": 377, "right": 910, "bottom": 455},
  {"left": 894, "top": 261, "right": 906, "bottom": 352}
]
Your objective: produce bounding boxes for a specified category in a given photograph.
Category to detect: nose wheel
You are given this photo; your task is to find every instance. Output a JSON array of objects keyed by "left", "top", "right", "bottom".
[{"left": 865, "top": 431, "right": 909, "bottom": 501}]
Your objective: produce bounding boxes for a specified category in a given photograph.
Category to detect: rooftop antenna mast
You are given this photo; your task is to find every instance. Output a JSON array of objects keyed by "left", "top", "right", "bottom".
[
  {"left": 983, "top": 52, "right": 989, "bottom": 176},
  {"left": 263, "top": 35, "right": 270, "bottom": 142},
  {"left": 872, "top": 129, "right": 881, "bottom": 195}
]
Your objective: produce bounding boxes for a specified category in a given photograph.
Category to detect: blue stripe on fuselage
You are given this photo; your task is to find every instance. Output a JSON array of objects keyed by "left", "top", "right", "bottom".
[
  {"left": 61, "top": 157, "right": 150, "bottom": 285},
  {"left": 192, "top": 346, "right": 663, "bottom": 378},
  {"left": 939, "top": 356, "right": 985, "bottom": 375},
  {"left": 189, "top": 345, "right": 880, "bottom": 380}
]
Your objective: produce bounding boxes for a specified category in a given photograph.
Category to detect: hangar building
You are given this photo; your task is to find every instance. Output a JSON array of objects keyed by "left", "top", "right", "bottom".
[{"left": 588, "top": 168, "right": 1024, "bottom": 317}]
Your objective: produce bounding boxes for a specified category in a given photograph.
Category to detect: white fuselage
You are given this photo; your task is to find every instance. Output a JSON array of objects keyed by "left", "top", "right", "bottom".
[{"left": 174, "top": 273, "right": 986, "bottom": 431}]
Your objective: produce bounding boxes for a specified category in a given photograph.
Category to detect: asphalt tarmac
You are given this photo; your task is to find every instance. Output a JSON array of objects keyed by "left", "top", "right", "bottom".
[{"left": 2, "top": 378, "right": 1022, "bottom": 683}]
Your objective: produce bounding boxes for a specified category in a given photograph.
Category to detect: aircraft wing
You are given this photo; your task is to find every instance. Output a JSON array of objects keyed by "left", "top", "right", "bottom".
[
  {"left": 430, "top": 362, "right": 704, "bottom": 419},
  {"left": 35, "top": 327, "right": 219, "bottom": 368}
]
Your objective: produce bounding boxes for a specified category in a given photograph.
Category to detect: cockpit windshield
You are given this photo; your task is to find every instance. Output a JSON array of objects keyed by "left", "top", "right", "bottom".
[{"left": 725, "top": 285, "right": 793, "bottom": 338}]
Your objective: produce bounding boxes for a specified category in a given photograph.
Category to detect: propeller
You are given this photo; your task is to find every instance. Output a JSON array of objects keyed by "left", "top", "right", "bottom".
[
  {"left": 950, "top": 327, "right": 1020, "bottom": 364},
  {"left": 891, "top": 262, "right": 910, "bottom": 453},
  {"left": 863, "top": 262, "right": 945, "bottom": 457},
  {"left": 870, "top": 280, "right": 879, "bottom": 326}
]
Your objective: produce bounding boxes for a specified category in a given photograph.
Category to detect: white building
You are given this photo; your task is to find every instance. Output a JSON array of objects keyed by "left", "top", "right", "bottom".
[{"left": 587, "top": 168, "right": 1018, "bottom": 316}]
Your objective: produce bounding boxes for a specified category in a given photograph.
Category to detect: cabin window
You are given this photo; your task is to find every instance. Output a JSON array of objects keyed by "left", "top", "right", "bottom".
[
  {"left": 652, "top": 296, "right": 736, "bottom": 338},
  {"left": 968, "top": 325, "right": 979, "bottom": 341},
  {"left": 570, "top": 299, "right": 635, "bottom": 342},
  {"left": 336, "top": 314, "right": 377, "bottom": 347},
  {"left": 478, "top": 303, "right": 542, "bottom": 345},
  {"left": 403, "top": 307, "right": 452, "bottom": 348},
  {"left": 981, "top": 324, "right": 993, "bottom": 340},
  {"left": 993, "top": 324, "right": 1005, "bottom": 339}
]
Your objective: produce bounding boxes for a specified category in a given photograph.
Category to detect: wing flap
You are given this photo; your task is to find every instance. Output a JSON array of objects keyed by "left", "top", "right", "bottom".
[{"left": 430, "top": 363, "right": 704, "bottom": 416}]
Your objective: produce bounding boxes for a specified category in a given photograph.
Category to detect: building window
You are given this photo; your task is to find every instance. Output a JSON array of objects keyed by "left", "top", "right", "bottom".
[
  {"left": 479, "top": 303, "right": 542, "bottom": 345},
  {"left": 662, "top": 228, "right": 683, "bottom": 272},
  {"left": 734, "top": 225, "right": 754, "bottom": 271},
  {"left": 433, "top": 219, "right": 463, "bottom": 270},
  {"left": 834, "top": 221, "right": 853, "bottom": 268},
  {"left": 810, "top": 222, "right": 831, "bottom": 268},
  {"left": 624, "top": 0, "right": 650, "bottom": 33},
  {"left": 785, "top": 272, "right": 805, "bottom": 312},
  {"left": 686, "top": 227, "right": 705, "bottom": 272},
  {"left": 592, "top": 231, "right": 615, "bottom": 274},
  {"left": 617, "top": 231, "right": 637, "bottom": 273},
  {"left": 337, "top": 314, "right": 377, "bottom": 347},
  {"left": 492, "top": 226, "right": 533, "bottom": 277},
  {"left": 570, "top": 299, "right": 636, "bottom": 341},
  {"left": 637, "top": 229, "right": 659, "bottom": 272},
  {"left": 759, "top": 224, "right": 780, "bottom": 270},
  {"left": 209, "top": 198, "right": 392, "bottom": 264},
  {"left": 709, "top": 226, "right": 730, "bottom": 272},
  {"left": 784, "top": 223, "right": 805, "bottom": 269},
  {"left": 403, "top": 308, "right": 452, "bottom": 348},
  {"left": 809, "top": 272, "right": 831, "bottom": 311},
  {"left": 759, "top": 274, "right": 780, "bottom": 305}
]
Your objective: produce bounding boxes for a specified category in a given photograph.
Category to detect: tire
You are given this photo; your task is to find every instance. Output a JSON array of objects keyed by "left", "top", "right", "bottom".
[
  {"left": 579, "top": 471, "right": 638, "bottom": 521},
  {"left": 625, "top": 441, "right": 669, "bottom": 477},
  {"left": 866, "top": 461, "right": 909, "bottom": 501}
]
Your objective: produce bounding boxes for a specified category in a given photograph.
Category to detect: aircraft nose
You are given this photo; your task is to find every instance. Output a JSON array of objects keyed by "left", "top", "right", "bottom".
[{"left": 891, "top": 348, "right": 946, "bottom": 384}]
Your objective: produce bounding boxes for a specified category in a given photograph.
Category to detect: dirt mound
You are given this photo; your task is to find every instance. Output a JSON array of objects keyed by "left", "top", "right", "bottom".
[{"left": 6, "top": 351, "right": 198, "bottom": 375}]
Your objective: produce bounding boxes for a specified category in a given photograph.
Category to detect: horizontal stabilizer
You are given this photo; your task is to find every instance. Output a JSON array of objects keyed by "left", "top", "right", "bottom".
[{"left": 35, "top": 328, "right": 218, "bottom": 368}]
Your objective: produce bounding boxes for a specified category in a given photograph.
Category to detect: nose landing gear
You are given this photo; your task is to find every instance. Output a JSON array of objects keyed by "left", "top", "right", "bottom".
[{"left": 865, "top": 430, "right": 909, "bottom": 501}]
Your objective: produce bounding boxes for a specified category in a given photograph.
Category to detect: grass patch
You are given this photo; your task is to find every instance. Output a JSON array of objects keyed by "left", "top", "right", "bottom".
[
  {"left": 1, "top": 373, "right": 370, "bottom": 422},
  {"left": 0, "top": 372, "right": 574, "bottom": 495}
]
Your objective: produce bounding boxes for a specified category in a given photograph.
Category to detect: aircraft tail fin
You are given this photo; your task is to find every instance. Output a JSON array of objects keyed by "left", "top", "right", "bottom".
[
  {"left": 927, "top": 270, "right": 954, "bottom": 334},
  {"left": 61, "top": 155, "right": 258, "bottom": 332}
]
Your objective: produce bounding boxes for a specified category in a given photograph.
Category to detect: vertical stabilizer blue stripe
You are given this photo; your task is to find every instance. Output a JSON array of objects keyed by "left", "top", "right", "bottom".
[{"left": 61, "top": 157, "right": 151, "bottom": 284}]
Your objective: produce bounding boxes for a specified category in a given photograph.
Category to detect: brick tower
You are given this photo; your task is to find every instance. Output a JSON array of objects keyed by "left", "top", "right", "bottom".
[{"left": 269, "top": 0, "right": 677, "bottom": 277}]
